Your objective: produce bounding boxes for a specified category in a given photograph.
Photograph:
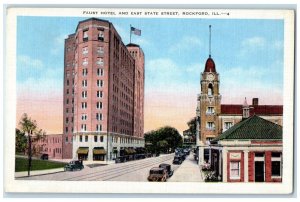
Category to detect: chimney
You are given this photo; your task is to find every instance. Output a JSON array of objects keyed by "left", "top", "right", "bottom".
[{"left": 252, "top": 98, "right": 259, "bottom": 106}]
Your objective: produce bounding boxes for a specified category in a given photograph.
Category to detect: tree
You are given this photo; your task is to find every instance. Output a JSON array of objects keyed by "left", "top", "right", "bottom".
[
  {"left": 144, "top": 126, "right": 183, "bottom": 154},
  {"left": 187, "top": 117, "right": 197, "bottom": 136},
  {"left": 186, "top": 117, "right": 197, "bottom": 142},
  {"left": 15, "top": 128, "right": 27, "bottom": 154},
  {"left": 17, "top": 113, "right": 46, "bottom": 155}
]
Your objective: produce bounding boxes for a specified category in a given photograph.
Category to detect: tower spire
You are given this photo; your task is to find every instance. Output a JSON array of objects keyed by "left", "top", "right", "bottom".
[{"left": 209, "top": 25, "right": 212, "bottom": 58}]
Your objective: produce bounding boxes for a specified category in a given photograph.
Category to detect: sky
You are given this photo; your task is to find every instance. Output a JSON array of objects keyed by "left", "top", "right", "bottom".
[{"left": 16, "top": 16, "right": 284, "bottom": 134}]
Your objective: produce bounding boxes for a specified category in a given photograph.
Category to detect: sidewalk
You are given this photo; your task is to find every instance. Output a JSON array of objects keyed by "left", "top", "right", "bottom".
[
  {"left": 15, "top": 167, "right": 65, "bottom": 178},
  {"left": 168, "top": 153, "right": 204, "bottom": 182}
]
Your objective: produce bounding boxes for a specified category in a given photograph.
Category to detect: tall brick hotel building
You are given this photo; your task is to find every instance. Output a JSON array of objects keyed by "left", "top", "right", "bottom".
[{"left": 63, "top": 18, "right": 145, "bottom": 161}]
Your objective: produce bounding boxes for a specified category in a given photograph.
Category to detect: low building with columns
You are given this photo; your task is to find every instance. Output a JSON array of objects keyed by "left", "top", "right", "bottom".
[{"left": 209, "top": 115, "right": 282, "bottom": 183}]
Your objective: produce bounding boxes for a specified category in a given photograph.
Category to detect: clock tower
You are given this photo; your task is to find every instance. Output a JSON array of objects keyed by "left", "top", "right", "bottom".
[{"left": 197, "top": 25, "right": 221, "bottom": 145}]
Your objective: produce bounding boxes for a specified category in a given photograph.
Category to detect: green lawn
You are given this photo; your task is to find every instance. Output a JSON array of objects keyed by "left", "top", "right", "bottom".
[{"left": 15, "top": 157, "right": 67, "bottom": 172}]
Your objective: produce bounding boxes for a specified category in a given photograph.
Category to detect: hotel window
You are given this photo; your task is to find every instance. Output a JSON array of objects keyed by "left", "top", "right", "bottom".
[
  {"left": 96, "top": 102, "right": 103, "bottom": 109},
  {"left": 66, "top": 79, "right": 69, "bottom": 86},
  {"left": 81, "top": 114, "right": 87, "bottom": 121},
  {"left": 224, "top": 122, "right": 233, "bottom": 130},
  {"left": 98, "top": 30, "right": 104, "bottom": 41},
  {"left": 81, "top": 102, "right": 87, "bottom": 109},
  {"left": 97, "top": 46, "right": 104, "bottom": 54},
  {"left": 65, "top": 127, "right": 68, "bottom": 133},
  {"left": 82, "top": 69, "right": 88, "bottom": 76},
  {"left": 97, "top": 80, "right": 104, "bottom": 87},
  {"left": 271, "top": 152, "right": 282, "bottom": 177},
  {"left": 83, "top": 30, "right": 88, "bottom": 41},
  {"left": 66, "top": 89, "right": 69, "bottom": 95},
  {"left": 97, "top": 68, "right": 104, "bottom": 76},
  {"left": 66, "top": 99, "right": 69, "bottom": 104},
  {"left": 96, "top": 124, "right": 102, "bottom": 131},
  {"left": 206, "top": 107, "right": 215, "bottom": 114},
  {"left": 96, "top": 58, "right": 104, "bottom": 66},
  {"left": 97, "top": 91, "right": 103, "bottom": 98},
  {"left": 82, "top": 58, "right": 88, "bottom": 66},
  {"left": 66, "top": 117, "right": 69, "bottom": 123},
  {"left": 81, "top": 124, "right": 86, "bottom": 132},
  {"left": 82, "top": 91, "right": 87, "bottom": 98},
  {"left": 94, "top": 136, "right": 98, "bottom": 142},
  {"left": 206, "top": 122, "right": 215, "bottom": 130},
  {"left": 82, "top": 80, "right": 87, "bottom": 87},
  {"left": 82, "top": 47, "right": 88, "bottom": 55},
  {"left": 85, "top": 135, "right": 88, "bottom": 142},
  {"left": 230, "top": 161, "right": 240, "bottom": 179},
  {"left": 100, "top": 136, "right": 104, "bottom": 142},
  {"left": 96, "top": 113, "right": 103, "bottom": 121},
  {"left": 66, "top": 108, "right": 69, "bottom": 113}
]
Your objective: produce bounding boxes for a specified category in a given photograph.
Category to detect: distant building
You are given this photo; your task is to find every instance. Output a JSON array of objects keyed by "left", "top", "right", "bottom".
[
  {"left": 63, "top": 18, "right": 145, "bottom": 161},
  {"left": 33, "top": 134, "right": 63, "bottom": 159},
  {"left": 209, "top": 115, "right": 282, "bottom": 183}
]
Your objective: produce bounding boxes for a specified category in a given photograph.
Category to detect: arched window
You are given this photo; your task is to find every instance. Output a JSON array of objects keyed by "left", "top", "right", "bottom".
[{"left": 208, "top": 83, "right": 214, "bottom": 96}]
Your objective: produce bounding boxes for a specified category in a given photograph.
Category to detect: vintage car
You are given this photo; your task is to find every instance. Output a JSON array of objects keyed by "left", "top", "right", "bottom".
[
  {"left": 173, "top": 156, "right": 182, "bottom": 165},
  {"left": 147, "top": 167, "right": 168, "bottom": 182},
  {"left": 64, "top": 160, "right": 84, "bottom": 171},
  {"left": 159, "top": 163, "right": 174, "bottom": 178},
  {"left": 115, "top": 156, "right": 127, "bottom": 163},
  {"left": 40, "top": 153, "right": 49, "bottom": 160}
]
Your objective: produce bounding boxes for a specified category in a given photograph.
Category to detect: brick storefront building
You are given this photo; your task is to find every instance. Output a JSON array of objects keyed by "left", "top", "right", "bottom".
[
  {"left": 63, "top": 18, "right": 145, "bottom": 161},
  {"left": 209, "top": 115, "right": 282, "bottom": 183},
  {"left": 33, "top": 134, "right": 63, "bottom": 159}
]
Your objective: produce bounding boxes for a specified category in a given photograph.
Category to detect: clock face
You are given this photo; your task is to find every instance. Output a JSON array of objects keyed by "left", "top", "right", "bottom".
[{"left": 207, "top": 73, "right": 215, "bottom": 81}]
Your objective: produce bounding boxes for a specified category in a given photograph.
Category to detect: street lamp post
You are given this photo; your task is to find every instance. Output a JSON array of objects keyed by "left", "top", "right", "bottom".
[{"left": 25, "top": 130, "right": 32, "bottom": 177}]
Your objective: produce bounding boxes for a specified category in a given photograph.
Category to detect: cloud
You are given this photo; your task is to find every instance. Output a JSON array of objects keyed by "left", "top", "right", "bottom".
[
  {"left": 169, "top": 36, "right": 202, "bottom": 53},
  {"left": 17, "top": 55, "right": 44, "bottom": 70},
  {"left": 242, "top": 37, "right": 266, "bottom": 48}
]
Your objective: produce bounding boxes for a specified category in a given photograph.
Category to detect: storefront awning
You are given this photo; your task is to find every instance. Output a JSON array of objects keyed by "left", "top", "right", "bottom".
[
  {"left": 131, "top": 149, "right": 136, "bottom": 154},
  {"left": 93, "top": 147, "right": 106, "bottom": 155},
  {"left": 77, "top": 147, "right": 89, "bottom": 155},
  {"left": 124, "top": 148, "right": 131, "bottom": 155}
]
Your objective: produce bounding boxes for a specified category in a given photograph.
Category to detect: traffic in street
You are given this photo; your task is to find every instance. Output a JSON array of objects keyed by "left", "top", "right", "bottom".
[{"left": 20, "top": 148, "right": 203, "bottom": 182}]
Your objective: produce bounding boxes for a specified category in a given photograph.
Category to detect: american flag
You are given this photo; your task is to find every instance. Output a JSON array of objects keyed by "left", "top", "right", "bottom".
[{"left": 131, "top": 27, "right": 141, "bottom": 36}]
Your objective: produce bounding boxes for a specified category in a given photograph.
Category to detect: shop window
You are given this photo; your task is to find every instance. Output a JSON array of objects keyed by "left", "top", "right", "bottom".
[
  {"left": 271, "top": 152, "right": 282, "bottom": 177},
  {"left": 230, "top": 161, "right": 240, "bottom": 179}
]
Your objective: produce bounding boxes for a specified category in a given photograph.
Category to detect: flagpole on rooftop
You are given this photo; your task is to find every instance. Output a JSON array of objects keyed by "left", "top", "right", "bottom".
[{"left": 130, "top": 24, "right": 132, "bottom": 44}]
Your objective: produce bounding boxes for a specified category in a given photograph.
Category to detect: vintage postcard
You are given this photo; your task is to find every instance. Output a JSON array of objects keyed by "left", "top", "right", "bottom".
[{"left": 4, "top": 7, "right": 294, "bottom": 194}]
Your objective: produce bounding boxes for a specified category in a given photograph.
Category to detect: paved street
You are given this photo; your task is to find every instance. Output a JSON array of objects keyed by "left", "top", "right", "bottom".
[{"left": 16, "top": 152, "right": 203, "bottom": 182}]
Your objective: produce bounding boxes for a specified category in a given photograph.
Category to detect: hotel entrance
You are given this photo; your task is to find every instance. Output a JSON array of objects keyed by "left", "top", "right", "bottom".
[
  {"left": 77, "top": 147, "right": 89, "bottom": 160},
  {"left": 93, "top": 147, "right": 106, "bottom": 161}
]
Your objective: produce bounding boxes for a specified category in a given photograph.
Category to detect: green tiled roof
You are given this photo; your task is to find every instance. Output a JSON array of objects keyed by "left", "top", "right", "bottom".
[{"left": 213, "top": 115, "right": 282, "bottom": 142}]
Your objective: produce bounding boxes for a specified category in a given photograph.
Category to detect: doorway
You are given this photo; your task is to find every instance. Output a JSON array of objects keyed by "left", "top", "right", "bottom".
[{"left": 255, "top": 161, "right": 265, "bottom": 182}]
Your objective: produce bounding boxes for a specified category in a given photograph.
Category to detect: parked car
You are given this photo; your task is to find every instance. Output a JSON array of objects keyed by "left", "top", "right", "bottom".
[
  {"left": 147, "top": 167, "right": 168, "bottom": 182},
  {"left": 183, "top": 148, "right": 190, "bottom": 155},
  {"left": 64, "top": 160, "right": 84, "bottom": 171},
  {"left": 173, "top": 156, "right": 182, "bottom": 165},
  {"left": 40, "top": 153, "right": 49, "bottom": 160},
  {"left": 159, "top": 163, "right": 174, "bottom": 178},
  {"left": 115, "top": 156, "right": 127, "bottom": 163}
]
